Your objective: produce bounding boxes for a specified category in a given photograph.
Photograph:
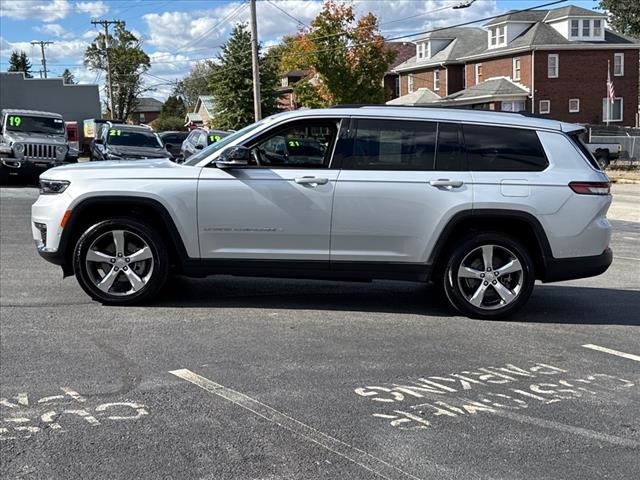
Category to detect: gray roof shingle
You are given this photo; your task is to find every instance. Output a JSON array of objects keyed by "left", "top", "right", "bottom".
[
  {"left": 442, "top": 77, "right": 529, "bottom": 103},
  {"left": 544, "top": 6, "right": 607, "bottom": 22}
]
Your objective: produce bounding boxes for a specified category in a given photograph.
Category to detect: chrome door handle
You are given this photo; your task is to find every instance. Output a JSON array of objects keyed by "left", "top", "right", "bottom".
[
  {"left": 429, "top": 179, "right": 464, "bottom": 189},
  {"left": 295, "top": 176, "right": 329, "bottom": 186}
]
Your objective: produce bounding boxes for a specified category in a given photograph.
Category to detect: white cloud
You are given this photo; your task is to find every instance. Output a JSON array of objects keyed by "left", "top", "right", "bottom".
[
  {"left": 0, "top": 0, "right": 72, "bottom": 22},
  {"left": 75, "top": 1, "right": 109, "bottom": 17},
  {"left": 34, "top": 23, "right": 73, "bottom": 39}
]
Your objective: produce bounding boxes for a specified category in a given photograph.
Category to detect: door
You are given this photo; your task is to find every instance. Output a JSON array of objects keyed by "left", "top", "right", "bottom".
[
  {"left": 197, "top": 118, "right": 343, "bottom": 261},
  {"left": 331, "top": 119, "right": 473, "bottom": 265}
]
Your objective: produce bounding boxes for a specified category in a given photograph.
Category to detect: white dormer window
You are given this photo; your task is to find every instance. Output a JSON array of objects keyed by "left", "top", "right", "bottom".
[
  {"left": 281, "top": 77, "right": 289, "bottom": 87},
  {"left": 570, "top": 20, "right": 579, "bottom": 37},
  {"left": 416, "top": 41, "right": 430, "bottom": 60},
  {"left": 593, "top": 19, "right": 602, "bottom": 36},
  {"left": 568, "top": 18, "right": 605, "bottom": 40},
  {"left": 489, "top": 25, "right": 506, "bottom": 48}
]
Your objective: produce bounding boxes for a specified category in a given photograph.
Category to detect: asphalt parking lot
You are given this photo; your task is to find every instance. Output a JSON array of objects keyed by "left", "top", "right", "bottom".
[{"left": 1, "top": 185, "right": 639, "bottom": 480}]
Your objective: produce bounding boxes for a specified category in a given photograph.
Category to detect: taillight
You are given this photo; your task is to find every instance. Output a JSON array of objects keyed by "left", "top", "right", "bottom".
[{"left": 569, "top": 182, "right": 611, "bottom": 195}]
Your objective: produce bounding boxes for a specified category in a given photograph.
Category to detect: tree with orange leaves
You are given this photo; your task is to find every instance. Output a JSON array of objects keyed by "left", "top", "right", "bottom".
[{"left": 279, "top": 1, "right": 395, "bottom": 107}]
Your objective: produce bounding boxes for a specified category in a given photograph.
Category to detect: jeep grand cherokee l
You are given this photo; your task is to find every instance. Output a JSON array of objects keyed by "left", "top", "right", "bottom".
[{"left": 31, "top": 107, "right": 612, "bottom": 319}]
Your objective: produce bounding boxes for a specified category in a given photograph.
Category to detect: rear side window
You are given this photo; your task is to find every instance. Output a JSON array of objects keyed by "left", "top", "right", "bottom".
[
  {"left": 463, "top": 124, "right": 548, "bottom": 171},
  {"left": 436, "top": 122, "right": 466, "bottom": 171},
  {"left": 343, "top": 119, "right": 436, "bottom": 170},
  {"left": 568, "top": 131, "right": 601, "bottom": 170}
]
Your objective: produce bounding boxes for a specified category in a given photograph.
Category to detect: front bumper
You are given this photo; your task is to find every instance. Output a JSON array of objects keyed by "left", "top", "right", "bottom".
[
  {"left": 2, "top": 157, "right": 65, "bottom": 173},
  {"left": 541, "top": 248, "right": 613, "bottom": 283}
]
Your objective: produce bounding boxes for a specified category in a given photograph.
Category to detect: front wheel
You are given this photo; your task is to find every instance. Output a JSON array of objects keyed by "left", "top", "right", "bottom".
[
  {"left": 73, "top": 218, "right": 169, "bottom": 305},
  {"left": 443, "top": 233, "right": 535, "bottom": 319}
]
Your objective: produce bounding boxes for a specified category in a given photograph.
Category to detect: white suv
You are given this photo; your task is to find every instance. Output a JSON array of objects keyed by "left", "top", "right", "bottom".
[{"left": 32, "top": 107, "right": 612, "bottom": 319}]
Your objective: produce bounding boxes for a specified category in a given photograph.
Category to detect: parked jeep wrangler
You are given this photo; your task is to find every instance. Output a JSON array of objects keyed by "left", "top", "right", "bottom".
[{"left": 0, "top": 109, "right": 77, "bottom": 183}]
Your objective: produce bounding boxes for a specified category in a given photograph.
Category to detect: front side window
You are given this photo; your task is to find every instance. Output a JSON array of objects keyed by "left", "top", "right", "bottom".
[
  {"left": 249, "top": 120, "right": 338, "bottom": 168},
  {"left": 547, "top": 54, "right": 558, "bottom": 78},
  {"left": 433, "top": 70, "right": 440, "bottom": 91},
  {"left": 463, "top": 124, "right": 548, "bottom": 172},
  {"left": 602, "top": 98, "right": 623, "bottom": 122},
  {"left": 343, "top": 119, "right": 436, "bottom": 170},
  {"left": 614, "top": 53, "right": 624, "bottom": 76}
]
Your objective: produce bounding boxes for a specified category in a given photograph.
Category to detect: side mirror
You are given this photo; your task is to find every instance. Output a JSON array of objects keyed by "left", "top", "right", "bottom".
[
  {"left": 215, "top": 146, "right": 250, "bottom": 168},
  {"left": 195, "top": 144, "right": 204, "bottom": 150}
]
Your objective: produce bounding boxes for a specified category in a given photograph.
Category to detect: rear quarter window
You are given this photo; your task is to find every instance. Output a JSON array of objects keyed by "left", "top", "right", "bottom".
[{"left": 463, "top": 124, "right": 548, "bottom": 171}]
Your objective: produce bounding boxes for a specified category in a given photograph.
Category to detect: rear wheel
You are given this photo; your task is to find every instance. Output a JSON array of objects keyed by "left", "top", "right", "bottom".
[
  {"left": 443, "top": 233, "right": 534, "bottom": 319},
  {"left": 73, "top": 218, "right": 169, "bottom": 305}
]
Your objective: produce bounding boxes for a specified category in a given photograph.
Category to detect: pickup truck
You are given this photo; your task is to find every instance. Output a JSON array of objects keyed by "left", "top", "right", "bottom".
[{"left": 585, "top": 141, "right": 621, "bottom": 168}]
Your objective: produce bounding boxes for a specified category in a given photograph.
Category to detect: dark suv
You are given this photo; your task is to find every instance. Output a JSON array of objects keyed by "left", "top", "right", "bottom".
[{"left": 90, "top": 123, "right": 172, "bottom": 161}]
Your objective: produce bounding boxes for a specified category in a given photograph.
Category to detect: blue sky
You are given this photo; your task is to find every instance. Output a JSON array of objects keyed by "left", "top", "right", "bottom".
[{"left": 0, "top": 0, "right": 600, "bottom": 99}]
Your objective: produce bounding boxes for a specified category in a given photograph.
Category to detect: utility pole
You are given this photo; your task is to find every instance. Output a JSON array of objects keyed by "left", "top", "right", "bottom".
[
  {"left": 249, "top": 0, "right": 262, "bottom": 121},
  {"left": 91, "top": 19, "right": 122, "bottom": 119},
  {"left": 30, "top": 40, "right": 53, "bottom": 78}
]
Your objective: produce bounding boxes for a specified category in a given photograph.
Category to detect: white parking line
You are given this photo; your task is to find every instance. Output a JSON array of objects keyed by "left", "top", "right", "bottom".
[
  {"left": 614, "top": 256, "right": 640, "bottom": 262},
  {"left": 170, "top": 368, "right": 453, "bottom": 480},
  {"left": 582, "top": 344, "right": 640, "bottom": 362}
]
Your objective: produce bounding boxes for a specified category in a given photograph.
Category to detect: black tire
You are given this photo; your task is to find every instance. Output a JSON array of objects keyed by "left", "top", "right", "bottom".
[
  {"left": 73, "top": 218, "right": 169, "bottom": 305},
  {"left": 443, "top": 233, "right": 535, "bottom": 319}
]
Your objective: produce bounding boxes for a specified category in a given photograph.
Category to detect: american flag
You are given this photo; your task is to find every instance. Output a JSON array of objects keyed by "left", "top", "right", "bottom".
[{"left": 607, "top": 61, "right": 616, "bottom": 104}]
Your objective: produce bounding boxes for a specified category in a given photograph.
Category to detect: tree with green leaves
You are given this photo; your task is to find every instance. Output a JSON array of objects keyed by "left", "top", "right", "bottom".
[
  {"left": 151, "top": 95, "right": 187, "bottom": 131},
  {"left": 7, "top": 50, "right": 33, "bottom": 78},
  {"left": 174, "top": 61, "right": 215, "bottom": 111},
  {"left": 61, "top": 68, "right": 75, "bottom": 84},
  {"left": 160, "top": 95, "right": 186, "bottom": 118},
  {"left": 279, "top": 1, "right": 395, "bottom": 107},
  {"left": 84, "top": 23, "right": 151, "bottom": 120},
  {"left": 599, "top": 0, "right": 640, "bottom": 37},
  {"left": 208, "top": 23, "right": 279, "bottom": 130}
]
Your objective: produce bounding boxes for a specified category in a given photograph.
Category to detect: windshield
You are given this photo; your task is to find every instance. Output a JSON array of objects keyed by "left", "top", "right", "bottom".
[
  {"left": 183, "top": 120, "right": 269, "bottom": 166},
  {"left": 5, "top": 114, "right": 65, "bottom": 135},
  {"left": 107, "top": 130, "right": 163, "bottom": 148}
]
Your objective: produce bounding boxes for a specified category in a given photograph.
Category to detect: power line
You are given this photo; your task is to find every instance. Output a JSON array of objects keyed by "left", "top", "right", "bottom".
[{"left": 266, "top": 0, "right": 308, "bottom": 28}]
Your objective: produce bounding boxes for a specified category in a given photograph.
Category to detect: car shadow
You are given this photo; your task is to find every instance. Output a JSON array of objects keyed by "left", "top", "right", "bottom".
[{"left": 155, "top": 276, "right": 640, "bottom": 325}]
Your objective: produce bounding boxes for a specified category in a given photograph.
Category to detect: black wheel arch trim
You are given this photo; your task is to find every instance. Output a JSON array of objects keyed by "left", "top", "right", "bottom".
[
  {"left": 428, "top": 209, "right": 554, "bottom": 278},
  {"left": 57, "top": 195, "right": 194, "bottom": 276}
]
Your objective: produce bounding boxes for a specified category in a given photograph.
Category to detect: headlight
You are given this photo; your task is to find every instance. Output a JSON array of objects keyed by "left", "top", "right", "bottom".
[
  {"left": 39, "top": 179, "right": 70, "bottom": 194},
  {"left": 56, "top": 145, "right": 67, "bottom": 154},
  {"left": 14, "top": 143, "right": 24, "bottom": 153}
]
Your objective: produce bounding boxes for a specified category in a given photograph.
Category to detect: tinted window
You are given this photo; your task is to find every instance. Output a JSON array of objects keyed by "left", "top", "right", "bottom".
[
  {"left": 436, "top": 122, "right": 465, "bottom": 171},
  {"left": 344, "top": 119, "right": 436, "bottom": 170},
  {"left": 107, "top": 130, "right": 162, "bottom": 148},
  {"left": 463, "top": 125, "right": 548, "bottom": 171}
]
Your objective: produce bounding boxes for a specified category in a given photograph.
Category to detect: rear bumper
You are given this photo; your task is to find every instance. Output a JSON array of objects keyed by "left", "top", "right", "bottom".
[{"left": 541, "top": 248, "right": 613, "bottom": 283}]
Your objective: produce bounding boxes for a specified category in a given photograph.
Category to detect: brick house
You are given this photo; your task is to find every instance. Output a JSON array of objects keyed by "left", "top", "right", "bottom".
[
  {"left": 129, "top": 97, "right": 163, "bottom": 125},
  {"left": 383, "top": 41, "right": 417, "bottom": 100},
  {"left": 276, "top": 70, "right": 309, "bottom": 111},
  {"left": 391, "top": 5, "right": 640, "bottom": 126}
]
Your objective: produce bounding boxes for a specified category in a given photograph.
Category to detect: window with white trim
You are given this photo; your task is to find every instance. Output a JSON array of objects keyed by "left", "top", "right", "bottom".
[
  {"left": 408, "top": 74, "right": 414, "bottom": 93},
  {"left": 475, "top": 63, "right": 483, "bottom": 84},
  {"left": 539, "top": 100, "right": 551, "bottom": 114},
  {"left": 512, "top": 57, "right": 521, "bottom": 81},
  {"left": 416, "top": 41, "right": 429, "bottom": 60},
  {"left": 602, "top": 98, "right": 623, "bottom": 122},
  {"left": 569, "top": 98, "right": 580, "bottom": 113},
  {"left": 593, "top": 19, "right": 602, "bottom": 36},
  {"left": 489, "top": 26, "right": 506, "bottom": 48},
  {"left": 614, "top": 53, "right": 624, "bottom": 76},
  {"left": 582, "top": 19, "right": 590, "bottom": 37},
  {"left": 501, "top": 100, "right": 525, "bottom": 112},
  {"left": 547, "top": 54, "right": 558, "bottom": 78},
  {"left": 433, "top": 70, "right": 440, "bottom": 91},
  {"left": 570, "top": 20, "right": 579, "bottom": 37}
]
